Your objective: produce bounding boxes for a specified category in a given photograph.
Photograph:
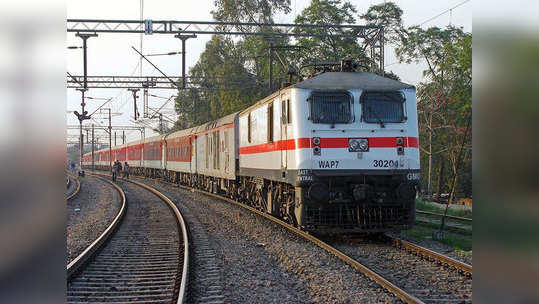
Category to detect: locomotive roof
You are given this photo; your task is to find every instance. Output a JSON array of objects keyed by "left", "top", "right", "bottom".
[{"left": 292, "top": 72, "right": 414, "bottom": 91}]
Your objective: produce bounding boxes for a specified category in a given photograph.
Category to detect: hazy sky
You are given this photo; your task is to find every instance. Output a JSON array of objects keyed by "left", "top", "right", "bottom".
[{"left": 66, "top": 0, "right": 472, "bottom": 142}]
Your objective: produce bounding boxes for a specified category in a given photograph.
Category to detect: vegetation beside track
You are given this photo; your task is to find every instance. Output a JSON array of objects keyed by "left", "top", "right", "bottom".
[
  {"left": 416, "top": 198, "right": 472, "bottom": 218},
  {"left": 404, "top": 223, "right": 472, "bottom": 252}
]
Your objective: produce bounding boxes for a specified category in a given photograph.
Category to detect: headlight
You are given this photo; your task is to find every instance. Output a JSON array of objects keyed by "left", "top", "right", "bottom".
[
  {"left": 349, "top": 138, "right": 368, "bottom": 152},
  {"left": 312, "top": 137, "right": 321, "bottom": 146}
]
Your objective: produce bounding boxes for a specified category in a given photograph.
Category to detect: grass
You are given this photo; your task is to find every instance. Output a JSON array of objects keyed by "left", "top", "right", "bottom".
[
  {"left": 416, "top": 198, "right": 472, "bottom": 218},
  {"left": 404, "top": 224, "right": 472, "bottom": 252},
  {"left": 415, "top": 217, "right": 472, "bottom": 235}
]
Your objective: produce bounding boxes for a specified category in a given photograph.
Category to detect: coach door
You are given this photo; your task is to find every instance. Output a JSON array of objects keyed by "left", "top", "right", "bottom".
[{"left": 280, "top": 94, "right": 289, "bottom": 177}]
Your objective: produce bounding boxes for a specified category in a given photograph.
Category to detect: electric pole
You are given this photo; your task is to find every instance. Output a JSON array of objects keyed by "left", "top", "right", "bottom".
[
  {"left": 74, "top": 88, "right": 90, "bottom": 176},
  {"left": 91, "top": 124, "right": 95, "bottom": 171},
  {"left": 269, "top": 41, "right": 273, "bottom": 91},
  {"left": 129, "top": 88, "right": 140, "bottom": 120},
  {"left": 72, "top": 32, "right": 97, "bottom": 176},
  {"left": 174, "top": 34, "right": 197, "bottom": 89}
]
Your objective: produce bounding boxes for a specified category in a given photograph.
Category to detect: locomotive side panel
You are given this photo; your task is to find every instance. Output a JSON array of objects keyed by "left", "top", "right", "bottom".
[{"left": 239, "top": 97, "right": 283, "bottom": 180}]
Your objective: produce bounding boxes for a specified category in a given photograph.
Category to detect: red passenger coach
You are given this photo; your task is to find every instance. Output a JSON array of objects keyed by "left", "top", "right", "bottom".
[
  {"left": 143, "top": 135, "right": 165, "bottom": 172},
  {"left": 166, "top": 135, "right": 191, "bottom": 163},
  {"left": 114, "top": 146, "right": 126, "bottom": 162},
  {"left": 127, "top": 143, "right": 142, "bottom": 161}
]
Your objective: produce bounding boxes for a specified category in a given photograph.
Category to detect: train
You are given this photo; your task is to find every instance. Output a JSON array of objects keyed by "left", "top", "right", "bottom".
[{"left": 83, "top": 70, "right": 421, "bottom": 233}]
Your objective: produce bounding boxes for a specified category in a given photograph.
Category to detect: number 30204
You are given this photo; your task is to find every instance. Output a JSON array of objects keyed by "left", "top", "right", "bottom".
[{"left": 373, "top": 159, "right": 398, "bottom": 168}]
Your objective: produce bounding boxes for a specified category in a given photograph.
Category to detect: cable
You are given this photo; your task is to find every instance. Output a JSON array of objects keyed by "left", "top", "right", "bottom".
[
  {"left": 419, "top": 0, "right": 470, "bottom": 26},
  {"left": 384, "top": 0, "right": 471, "bottom": 71}
]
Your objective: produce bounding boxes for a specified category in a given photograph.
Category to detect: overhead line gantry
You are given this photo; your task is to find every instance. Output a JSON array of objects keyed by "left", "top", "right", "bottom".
[{"left": 66, "top": 19, "right": 385, "bottom": 74}]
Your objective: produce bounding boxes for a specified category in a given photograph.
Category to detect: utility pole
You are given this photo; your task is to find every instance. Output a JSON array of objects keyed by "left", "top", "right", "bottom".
[
  {"left": 174, "top": 34, "right": 197, "bottom": 89},
  {"left": 91, "top": 124, "right": 95, "bottom": 171},
  {"left": 143, "top": 88, "right": 148, "bottom": 118},
  {"left": 269, "top": 41, "right": 274, "bottom": 91},
  {"left": 114, "top": 131, "right": 117, "bottom": 146},
  {"left": 74, "top": 88, "right": 90, "bottom": 176},
  {"left": 159, "top": 113, "right": 163, "bottom": 133},
  {"left": 73, "top": 32, "right": 97, "bottom": 176},
  {"left": 102, "top": 108, "right": 112, "bottom": 172},
  {"left": 129, "top": 88, "right": 140, "bottom": 120}
]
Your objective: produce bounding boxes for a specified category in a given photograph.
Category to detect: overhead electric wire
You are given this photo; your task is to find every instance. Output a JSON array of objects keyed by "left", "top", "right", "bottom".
[
  {"left": 384, "top": 0, "right": 471, "bottom": 71},
  {"left": 418, "top": 0, "right": 471, "bottom": 26}
]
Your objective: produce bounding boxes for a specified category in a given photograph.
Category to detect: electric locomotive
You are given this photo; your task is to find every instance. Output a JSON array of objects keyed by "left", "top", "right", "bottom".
[
  {"left": 83, "top": 69, "right": 420, "bottom": 234},
  {"left": 238, "top": 71, "right": 420, "bottom": 233}
]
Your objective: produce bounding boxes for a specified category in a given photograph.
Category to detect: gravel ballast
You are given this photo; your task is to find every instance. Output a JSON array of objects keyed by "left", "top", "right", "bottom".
[
  {"left": 387, "top": 232, "right": 473, "bottom": 265},
  {"left": 66, "top": 176, "right": 122, "bottom": 264},
  {"left": 326, "top": 235, "right": 472, "bottom": 303},
  {"left": 134, "top": 178, "right": 402, "bottom": 304}
]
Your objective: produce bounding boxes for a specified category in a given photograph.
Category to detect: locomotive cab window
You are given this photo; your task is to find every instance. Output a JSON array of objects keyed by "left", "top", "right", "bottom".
[
  {"left": 361, "top": 92, "right": 405, "bottom": 124},
  {"left": 309, "top": 92, "right": 352, "bottom": 124}
]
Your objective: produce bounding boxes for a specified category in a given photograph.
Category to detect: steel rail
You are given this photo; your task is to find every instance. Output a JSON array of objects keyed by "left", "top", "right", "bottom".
[
  {"left": 416, "top": 210, "right": 472, "bottom": 222},
  {"left": 391, "top": 237, "right": 473, "bottom": 275},
  {"left": 66, "top": 173, "right": 81, "bottom": 200},
  {"left": 67, "top": 175, "right": 126, "bottom": 279},
  {"left": 129, "top": 175, "right": 423, "bottom": 304},
  {"left": 88, "top": 172, "right": 190, "bottom": 304},
  {"left": 123, "top": 178, "right": 190, "bottom": 304}
]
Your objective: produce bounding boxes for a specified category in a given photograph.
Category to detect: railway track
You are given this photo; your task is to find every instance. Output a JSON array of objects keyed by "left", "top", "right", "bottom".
[
  {"left": 325, "top": 235, "right": 472, "bottom": 303},
  {"left": 67, "top": 175, "right": 189, "bottom": 304},
  {"left": 66, "top": 173, "right": 81, "bottom": 200},
  {"left": 123, "top": 173, "right": 472, "bottom": 304}
]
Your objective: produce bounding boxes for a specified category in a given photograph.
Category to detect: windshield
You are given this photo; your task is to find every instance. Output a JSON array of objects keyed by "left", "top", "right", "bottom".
[
  {"left": 310, "top": 92, "right": 352, "bottom": 124},
  {"left": 362, "top": 92, "right": 405, "bottom": 123}
]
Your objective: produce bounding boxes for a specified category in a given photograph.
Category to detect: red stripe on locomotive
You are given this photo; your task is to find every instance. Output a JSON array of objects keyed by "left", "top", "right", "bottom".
[{"left": 239, "top": 137, "right": 419, "bottom": 154}]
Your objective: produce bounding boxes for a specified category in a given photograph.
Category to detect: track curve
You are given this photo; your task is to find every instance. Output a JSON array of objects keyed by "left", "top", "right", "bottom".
[
  {"left": 67, "top": 175, "right": 189, "bottom": 304},
  {"left": 66, "top": 173, "right": 81, "bottom": 200}
]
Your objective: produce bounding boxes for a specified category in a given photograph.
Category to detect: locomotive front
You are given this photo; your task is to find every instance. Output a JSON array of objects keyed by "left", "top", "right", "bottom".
[{"left": 290, "top": 72, "right": 420, "bottom": 233}]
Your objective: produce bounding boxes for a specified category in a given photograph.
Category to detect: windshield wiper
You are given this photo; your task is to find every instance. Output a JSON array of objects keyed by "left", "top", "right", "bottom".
[{"left": 368, "top": 106, "right": 385, "bottom": 128}]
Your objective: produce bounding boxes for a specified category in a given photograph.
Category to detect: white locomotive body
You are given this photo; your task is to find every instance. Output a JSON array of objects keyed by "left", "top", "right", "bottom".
[{"left": 84, "top": 71, "right": 420, "bottom": 233}]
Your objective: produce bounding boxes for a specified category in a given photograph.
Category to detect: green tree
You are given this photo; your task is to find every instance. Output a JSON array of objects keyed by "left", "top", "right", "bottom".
[
  {"left": 212, "top": 0, "right": 291, "bottom": 25},
  {"left": 361, "top": 1, "right": 404, "bottom": 45},
  {"left": 293, "top": 0, "right": 369, "bottom": 71},
  {"left": 397, "top": 26, "right": 471, "bottom": 201}
]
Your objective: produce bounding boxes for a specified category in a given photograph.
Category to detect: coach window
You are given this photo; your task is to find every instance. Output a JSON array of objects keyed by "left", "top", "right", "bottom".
[
  {"left": 267, "top": 102, "right": 274, "bottom": 143},
  {"left": 247, "top": 113, "right": 252, "bottom": 143}
]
